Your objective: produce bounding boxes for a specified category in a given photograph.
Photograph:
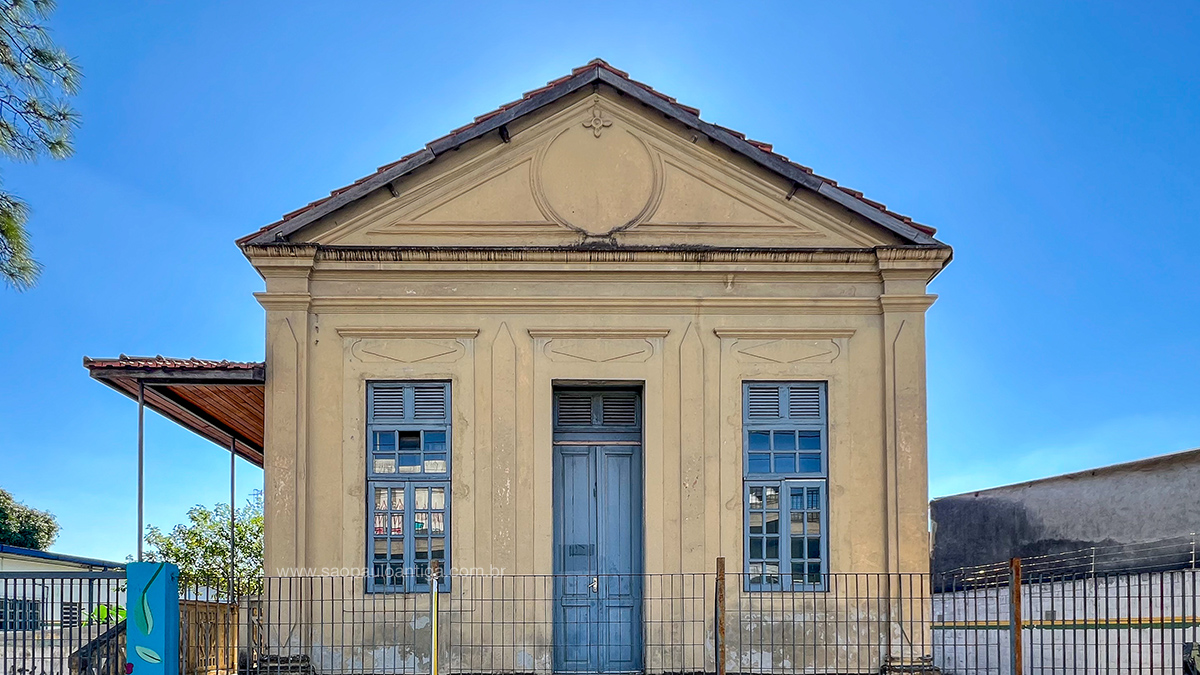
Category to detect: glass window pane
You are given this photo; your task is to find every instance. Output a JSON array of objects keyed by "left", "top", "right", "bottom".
[
  {"left": 424, "top": 454, "right": 448, "bottom": 473},
  {"left": 415, "top": 538, "right": 429, "bottom": 557},
  {"left": 373, "top": 458, "right": 396, "bottom": 474},
  {"left": 415, "top": 512, "right": 429, "bottom": 532},
  {"left": 749, "top": 538, "right": 762, "bottom": 559},
  {"left": 773, "top": 454, "right": 796, "bottom": 473},
  {"left": 414, "top": 488, "right": 430, "bottom": 510},
  {"left": 374, "top": 539, "right": 388, "bottom": 559},
  {"left": 431, "top": 487, "right": 446, "bottom": 510},
  {"left": 748, "top": 431, "right": 770, "bottom": 451},
  {"left": 773, "top": 431, "right": 796, "bottom": 451},
  {"left": 807, "top": 562, "right": 822, "bottom": 584},
  {"left": 749, "top": 563, "right": 762, "bottom": 585},
  {"left": 399, "top": 433, "right": 420, "bottom": 450},
  {"left": 790, "top": 511, "right": 804, "bottom": 535},
  {"left": 764, "top": 486, "right": 779, "bottom": 508},
  {"left": 431, "top": 512, "right": 445, "bottom": 534},
  {"left": 765, "top": 537, "right": 779, "bottom": 559},
  {"left": 791, "top": 562, "right": 805, "bottom": 578},
  {"left": 390, "top": 514, "right": 403, "bottom": 535},
  {"left": 807, "top": 488, "right": 821, "bottom": 510},
  {"left": 765, "top": 512, "right": 779, "bottom": 534},
  {"left": 424, "top": 431, "right": 447, "bottom": 452},
  {"left": 373, "top": 513, "right": 386, "bottom": 535},
  {"left": 749, "top": 513, "right": 763, "bottom": 534},
  {"left": 398, "top": 454, "right": 421, "bottom": 473},
  {"left": 791, "top": 537, "right": 803, "bottom": 560},
  {"left": 798, "top": 454, "right": 821, "bottom": 473},
  {"left": 764, "top": 563, "right": 780, "bottom": 584},
  {"left": 798, "top": 431, "right": 821, "bottom": 450},
  {"left": 748, "top": 486, "right": 764, "bottom": 507},
  {"left": 807, "top": 512, "right": 821, "bottom": 535},
  {"left": 748, "top": 454, "right": 771, "bottom": 473},
  {"left": 391, "top": 489, "right": 404, "bottom": 510},
  {"left": 374, "top": 431, "right": 396, "bottom": 453},
  {"left": 431, "top": 538, "right": 445, "bottom": 558},
  {"left": 374, "top": 488, "right": 388, "bottom": 510},
  {"left": 808, "top": 537, "right": 821, "bottom": 559}
]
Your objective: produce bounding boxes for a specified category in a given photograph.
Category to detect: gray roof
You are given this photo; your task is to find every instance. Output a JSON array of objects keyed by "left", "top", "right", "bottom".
[
  {"left": 240, "top": 59, "right": 945, "bottom": 249},
  {"left": 0, "top": 544, "right": 125, "bottom": 570}
]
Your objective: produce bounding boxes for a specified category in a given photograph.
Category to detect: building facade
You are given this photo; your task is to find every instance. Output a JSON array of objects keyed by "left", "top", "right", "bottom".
[{"left": 240, "top": 60, "right": 950, "bottom": 592}]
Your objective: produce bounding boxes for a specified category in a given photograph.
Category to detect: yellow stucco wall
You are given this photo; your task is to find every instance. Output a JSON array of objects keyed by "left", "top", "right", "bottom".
[{"left": 246, "top": 89, "right": 948, "bottom": 581}]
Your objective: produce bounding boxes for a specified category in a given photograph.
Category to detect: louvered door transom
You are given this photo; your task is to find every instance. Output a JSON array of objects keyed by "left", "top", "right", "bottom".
[{"left": 552, "top": 387, "right": 643, "bottom": 673}]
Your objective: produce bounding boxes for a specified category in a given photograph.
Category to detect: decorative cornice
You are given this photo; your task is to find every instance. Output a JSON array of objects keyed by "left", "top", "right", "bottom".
[
  {"left": 335, "top": 327, "right": 480, "bottom": 339},
  {"left": 243, "top": 244, "right": 319, "bottom": 261},
  {"left": 243, "top": 243, "right": 952, "bottom": 266},
  {"left": 528, "top": 327, "right": 671, "bottom": 339},
  {"left": 879, "top": 294, "right": 938, "bottom": 313},
  {"left": 875, "top": 246, "right": 952, "bottom": 263},
  {"left": 322, "top": 246, "right": 885, "bottom": 264},
  {"left": 712, "top": 328, "right": 857, "bottom": 339},
  {"left": 254, "top": 291, "right": 311, "bottom": 311},
  {"left": 308, "top": 296, "right": 882, "bottom": 315}
]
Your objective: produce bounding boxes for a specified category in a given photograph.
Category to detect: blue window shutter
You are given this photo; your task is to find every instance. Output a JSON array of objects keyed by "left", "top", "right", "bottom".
[
  {"left": 370, "top": 384, "right": 407, "bottom": 422},
  {"left": 745, "top": 384, "right": 782, "bottom": 420},
  {"left": 785, "top": 384, "right": 823, "bottom": 421}
]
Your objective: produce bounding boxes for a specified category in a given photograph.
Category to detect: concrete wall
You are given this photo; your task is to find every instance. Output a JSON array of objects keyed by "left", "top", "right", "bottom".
[
  {"left": 931, "top": 449, "right": 1200, "bottom": 574},
  {"left": 246, "top": 87, "right": 949, "bottom": 582}
]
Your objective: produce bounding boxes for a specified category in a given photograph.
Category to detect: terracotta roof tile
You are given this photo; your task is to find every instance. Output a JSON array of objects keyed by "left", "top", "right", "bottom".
[
  {"left": 83, "top": 355, "right": 263, "bottom": 370},
  {"left": 241, "top": 58, "right": 937, "bottom": 245}
]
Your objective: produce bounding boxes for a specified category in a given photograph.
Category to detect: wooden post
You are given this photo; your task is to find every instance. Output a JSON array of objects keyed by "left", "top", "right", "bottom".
[
  {"left": 716, "top": 556, "right": 726, "bottom": 675},
  {"left": 1009, "top": 557, "right": 1023, "bottom": 675}
]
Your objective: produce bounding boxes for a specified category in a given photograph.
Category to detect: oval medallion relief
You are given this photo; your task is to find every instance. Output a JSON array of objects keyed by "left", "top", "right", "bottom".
[{"left": 534, "top": 104, "right": 662, "bottom": 236}]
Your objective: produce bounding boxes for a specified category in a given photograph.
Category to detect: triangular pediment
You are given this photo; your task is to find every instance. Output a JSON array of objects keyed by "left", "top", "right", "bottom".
[{"left": 305, "top": 91, "right": 907, "bottom": 249}]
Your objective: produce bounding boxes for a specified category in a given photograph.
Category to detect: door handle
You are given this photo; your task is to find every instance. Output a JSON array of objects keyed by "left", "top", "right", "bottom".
[{"left": 589, "top": 576, "right": 598, "bottom": 593}]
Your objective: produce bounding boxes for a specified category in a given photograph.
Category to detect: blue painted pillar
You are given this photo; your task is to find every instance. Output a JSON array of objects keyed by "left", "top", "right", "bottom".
[{"left": 126, "top": 562, "right": 180, "bottom": 675}]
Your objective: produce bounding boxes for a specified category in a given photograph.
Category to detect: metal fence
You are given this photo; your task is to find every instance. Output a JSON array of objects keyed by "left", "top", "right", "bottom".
[
  {"left": 7, "top": 564, "right": 1200, "bottom": 674},
  {"left": 250, "top": 570, "right": 934, "bottom": 674},
  {"left": 0, "top": 571, "right": 127, "bottom": 675},
  {"left": 935, "top": 565, "right": 1200, "bottom": 675},
  {"left": 248, "top": 565, "right": 1200, "bottom": 674}
]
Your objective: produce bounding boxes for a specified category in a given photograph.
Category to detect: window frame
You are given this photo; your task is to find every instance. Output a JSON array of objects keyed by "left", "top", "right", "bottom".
[
  {"left": 741, "top": 381, "right": 829, "bottom": 592},
  {"left": 366, "top": 381, "right": 452, "bottom": 594}
]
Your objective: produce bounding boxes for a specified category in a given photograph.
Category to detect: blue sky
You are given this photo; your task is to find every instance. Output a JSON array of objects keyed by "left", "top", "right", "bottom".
[{"left": 0, "top": 1, "right": 1197, "bottom": 563}]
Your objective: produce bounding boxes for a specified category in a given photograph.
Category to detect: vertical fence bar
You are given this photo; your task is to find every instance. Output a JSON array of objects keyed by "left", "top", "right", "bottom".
[
  {"left": 431, "top": 561, "right": 440, "bottom": 675},
  {"left": 1010, "top": 557, "right": 1023, "bottom": 675},
  {"left": 715, "top": 557, "right": 726, "bottom": 675}
]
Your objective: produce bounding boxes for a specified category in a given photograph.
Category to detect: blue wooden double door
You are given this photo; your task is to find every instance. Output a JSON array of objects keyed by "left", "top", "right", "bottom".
[{"left": 552, "top": 388, "right": 644, "bottom": 673}]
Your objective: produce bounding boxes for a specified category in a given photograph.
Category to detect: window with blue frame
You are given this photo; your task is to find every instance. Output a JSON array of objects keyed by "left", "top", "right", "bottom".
[
  {"left": 742, "top": 382, "right": 828, "bottom": 590},
  {"left": 367, "top": 382, "right": 450, "bottom": 592}
]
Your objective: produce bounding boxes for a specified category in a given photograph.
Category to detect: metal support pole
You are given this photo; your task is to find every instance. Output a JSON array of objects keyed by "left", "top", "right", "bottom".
[
  {"left": 1009, "top": 557, "right": 1023, "bottom": 675},
  {"left": 715, "top": 556, "right": 726, "bottom": 675},
  {"left": 137, "top": 380, "right": 145, "bottom": 562},
  {"left": 229, "top": 435, "right": 237, "bottom": 602}
]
